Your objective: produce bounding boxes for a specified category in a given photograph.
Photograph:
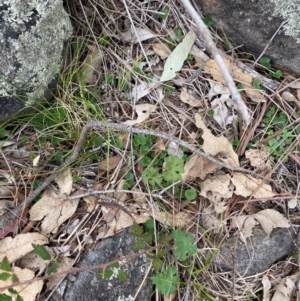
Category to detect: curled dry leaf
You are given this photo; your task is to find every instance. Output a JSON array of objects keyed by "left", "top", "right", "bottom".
[
  {"left": 124, "top": 103, "right": 156, "bottom": 126},
  {"left": 152, "top": 42, "right": 171, "bottom": 59},
  {"left": 245, "top": 149, "right": 272, "bottom": 173},
  {"left": 281, "top": 91, "right": 300, "bottom": 108},
  {"left": 152, "top": 211, "right": 192, "bottom": 228},
  {"left": 195, "top": 114, "right": 239, "bottom": 167},
  {"left": 231, "top": 172, "right": 275, "bottom": 198},
  {"left": 182, "top": 153, "right": 219, "bottom": 181},
  {"left": 0, "top": 232, "right": 48, "bottom": 262},
  {"left": 208, "top": 81, "right": 236, "bottom": 127},
  {"left": 97, "top": 208, "right": 133, "bottom": 239},
  {"left": 30, "top": 193, "right": 79, "bottom": 235},
  {"left": 201, "top": 207, "right": 226, "bottom": 234},
  {"left": 29, "top": 168, "right": 78, "bottom": 234},
  {"left": 200, "top": 174, "right": 234, "bottom": 202},
  {"left": 253, "top": 209, "right": 290, "bottom": 235},
  {"left": 180, "top": 88, "right": 202, "bottom": 107},
  {"left": 0, "top": 266, "right": 43, "bottom": 301},
  {"left": 232, "top": 209, "right": 290, "bottom": 242},
  {"left": 204, "top": 57, "right": 265, "bottom": 102},
  {"left": 55, "top": 167, "right": 73, "bottom": 196},
  {"left": 121, "top": 27, "right": 156, "bottom": 43},
  {"left": 272, "top": 277, "right": 295, "bottom": 301},
  {"left": 262, "top": 275, "right": 271, "bottom": 301},
  {"left": 231, "top": 215, "right": 258, "bottom": 243}
]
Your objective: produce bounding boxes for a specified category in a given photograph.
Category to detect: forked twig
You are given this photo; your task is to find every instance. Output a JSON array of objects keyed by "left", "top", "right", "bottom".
[{"left": 0, "top": 120, "right": 254, "bottom": 228}]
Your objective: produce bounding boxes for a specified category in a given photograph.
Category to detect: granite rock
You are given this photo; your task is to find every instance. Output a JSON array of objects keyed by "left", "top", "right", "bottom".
[
  {"left": 195, "top": 0, "right": 300, "bottom": 74},
  {"left": 62, "top": 227, "right": 153, "bottom": 301},
  {"left": 0, "top": 0, "right": 73, "bottom": 120},
  {"left": 214, "top": 226, "right": 298, "bottom": 277}
]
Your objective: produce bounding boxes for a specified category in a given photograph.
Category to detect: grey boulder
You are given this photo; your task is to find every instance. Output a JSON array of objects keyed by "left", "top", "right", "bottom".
[
  {"left": 0, "top": 0, "right": 73, "bottom": 120},
  {"left": 195, "top": 0, "right": 300, "bottom": 74},
  {"left": 214, "top": 226, "right": 297, "bottom": 277}
]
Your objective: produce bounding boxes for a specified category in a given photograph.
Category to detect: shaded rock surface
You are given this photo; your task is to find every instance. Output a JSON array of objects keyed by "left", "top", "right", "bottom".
[
  {"left": 62, "top": 227, "right": 153, "bottom": 301},
  {"left": 214, "top": 226, "right": 298, "bottom": 277},
  {"left": 0, "top": 0, "right": 73, "bottom": 120},
  {"left": 195, "top": 0, "right": 300, "bottom": 74}
]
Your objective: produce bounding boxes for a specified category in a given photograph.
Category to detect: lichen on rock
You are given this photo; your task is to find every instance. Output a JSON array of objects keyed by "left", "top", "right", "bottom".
[
  {"left": 0, "top": 0, "right": 73, "bottom": 106},
  {"left": 269, "top": 0, "right": 300, "bottom": 43}
]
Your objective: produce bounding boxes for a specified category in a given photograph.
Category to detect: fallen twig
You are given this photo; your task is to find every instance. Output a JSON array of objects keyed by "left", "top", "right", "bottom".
[
  {"left": 0, "top": 120, "right": 255, "bottom": 229},
  {"left": 180, "top": 0, "right": 251, "bottom": 127}
]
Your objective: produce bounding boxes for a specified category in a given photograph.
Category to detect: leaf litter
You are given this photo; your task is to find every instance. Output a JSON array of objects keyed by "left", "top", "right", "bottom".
[{"left": 0, "top": 0, "right": 299, "bottom": 300}]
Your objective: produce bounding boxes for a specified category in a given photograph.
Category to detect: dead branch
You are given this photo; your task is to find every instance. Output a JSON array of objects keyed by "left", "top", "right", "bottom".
[
  {"left": 0, "top": 120, "right": 258, "bottom": 230},
  {"left": 180, "top": 0, "right": 251, "bottom": 127}
]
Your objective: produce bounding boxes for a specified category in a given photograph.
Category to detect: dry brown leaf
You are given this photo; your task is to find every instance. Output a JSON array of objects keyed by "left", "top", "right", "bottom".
[
  {"left": 281, "top": 91, "right": 300, "bottom": 108},
  {"left": 190, "top": 45, "right": 209, "bottom": 63},
  {"left": 47, "top": 256, "right": 74, "bottom": 291},
  {"left": 182, "top": 153, "right": 219, "bottom": 181},
  {"left": 195, "top": 114, "right": 239, "bottom": 167},
  {"left": 253, "top": 209, "right": 290, "bottom": 235},
  {"left": 98, "top": 208, "right": 133, "bottom": 239},
  {"left": 231, "top": 172, "right": 275, "bottom": 198},
  {"left": 208, "top": 82, "right": 236, "bottom": 127},
  {"left": 121, "top": 27, "right": 156, "bottom": 43},
  {"left": 262, "top": 275, "right": 271, "bottom": 301},
  {"left": 0, "top": 266, "right": 43, "bottom": 301},
  {"left": 98, "top": 154, "right": 122, "bottom": 171},
  {"left": 124, "top": 103, "right": 156, "bottom": 126},
  {"left": 18, "top": 249, "right": 51, "bottom": 271},
  {"left": 245, "top": 149, "right": 272, "bottom": 173},
  {"left": 153, "top": 211, "right": 192, "bottom": 227},
  {"left": 272, "top": 277, "right": 295, "bottom": 301},
  {"left": 29, "top": 168, "right": 79, "bottom": 234},
  {"left": 200, "top": 175, "right": 234, "bottom": 202},
  {"left": 180, "top": 88, "right": 202, "bottom": 107},
  {"left": 55, "top": 168, "right": 73, "bottom": 195},
  {"left": 29, "top": 190, "right": 79, "bottom": 234},
  {"left": 201, "top": 207, "right": 225, "bottom": 234},
  {"left": 154, "top": 137, "right": 166, "bottom": 152},
  {"left": 204, "top": 58, "right": 265, "bottom": 102},
  {"left": 232, "top": 209, "right": 290, "bottom": 242},
  {"left": 152, "top": 43, "right": 171, "bottom": 59},
  {"left": 0, "top": 233, "right": 48, "bottom": 262},
  {"left": 231, "top": 215, "right": 258, "bottom": 243}
]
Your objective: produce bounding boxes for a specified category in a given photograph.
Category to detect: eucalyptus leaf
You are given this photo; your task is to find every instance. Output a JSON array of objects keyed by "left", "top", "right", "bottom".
[{"left": 160, "top": 31, "right": 196, "bottom": 82}]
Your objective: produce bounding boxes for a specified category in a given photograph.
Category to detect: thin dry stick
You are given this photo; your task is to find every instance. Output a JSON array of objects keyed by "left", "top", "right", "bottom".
[
  {"left": 0, "top": 120, "right": 255, "bottom": 228},
  {"left": 25, "top": 120, "right": 253, "bottom": 204},
  {"left": 180, "top": 0, "right": 251, "bottom": 127}
]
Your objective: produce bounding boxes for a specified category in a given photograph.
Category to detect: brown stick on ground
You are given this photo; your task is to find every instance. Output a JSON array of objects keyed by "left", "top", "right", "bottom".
[{"left": 0, "top": 120, "right": 255, "bottom": 230}]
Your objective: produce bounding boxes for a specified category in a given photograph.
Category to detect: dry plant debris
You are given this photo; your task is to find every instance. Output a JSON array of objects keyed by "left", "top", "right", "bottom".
[{"left": 0, "top": 0, "right": 299, "bottom": 300}]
